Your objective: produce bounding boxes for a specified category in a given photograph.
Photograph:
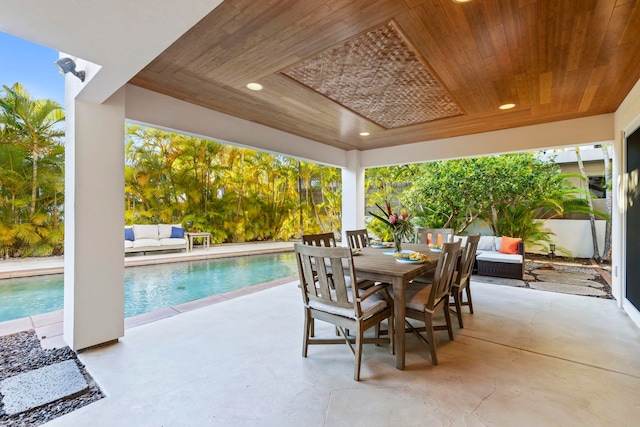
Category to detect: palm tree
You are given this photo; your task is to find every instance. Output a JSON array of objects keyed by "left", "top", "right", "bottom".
[
  {"left": 601, "top": 144, "right": 612, "bottom": 261},
  {"left": 0, "top": 83, "right": 64, "bottom": 220},
  {"left": 575, "top": 146, "right": 601, "bottom": 262}
]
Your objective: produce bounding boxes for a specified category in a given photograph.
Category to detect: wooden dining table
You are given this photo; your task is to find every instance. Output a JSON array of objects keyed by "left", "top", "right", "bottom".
[{"left": 353, "top": 243, "right": 440, "bottom": 370}]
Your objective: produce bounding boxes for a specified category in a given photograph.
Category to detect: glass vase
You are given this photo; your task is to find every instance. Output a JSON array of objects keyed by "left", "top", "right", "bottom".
[{"left": 393, "top": 232, "right": 403, "bottom": 254}]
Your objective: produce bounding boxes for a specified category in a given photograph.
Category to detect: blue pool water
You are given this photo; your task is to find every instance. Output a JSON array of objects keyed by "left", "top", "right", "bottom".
[{"left": 0, "top": 253, "right": 297, "bottom": 322}]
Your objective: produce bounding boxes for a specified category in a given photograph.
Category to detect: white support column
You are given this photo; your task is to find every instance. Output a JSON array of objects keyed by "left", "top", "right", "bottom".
[
  {"left": 341, "top": 150, "right": 366, "bottom": 244},
  {"left": 64, "top": 88, "right": 126, "bottom": 350}
]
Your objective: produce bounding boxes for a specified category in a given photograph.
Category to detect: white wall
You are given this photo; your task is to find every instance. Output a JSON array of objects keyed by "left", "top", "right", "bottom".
[{"left": 528, "top": 219, "right": 606, "bottom": 259}]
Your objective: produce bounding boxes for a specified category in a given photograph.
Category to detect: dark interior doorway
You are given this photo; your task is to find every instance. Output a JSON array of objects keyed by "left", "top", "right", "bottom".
[{"left": 626, "top": 127, "right": 640, "bottom": 310}]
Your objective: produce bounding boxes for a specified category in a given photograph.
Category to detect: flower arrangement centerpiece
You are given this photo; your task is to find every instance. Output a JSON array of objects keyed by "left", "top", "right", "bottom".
[{"left": 369, "top": 201, "right": 414, "bottom": 253}]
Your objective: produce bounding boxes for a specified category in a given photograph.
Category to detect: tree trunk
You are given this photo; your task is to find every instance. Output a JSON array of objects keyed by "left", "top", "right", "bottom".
[
  {"left": 30, "top": 151, "right": 38, "bottom": 218},
  {"left": 310, "top": 176, "right": 324, "bottom": 232},
  {"left": 575, "top": 147, "right": 601, "bottom": 262},
  {"left": 602, "top": 144, "right": 612, "bottom": 261},
  {"left": 297, "top": 161, "right": 303, "bottom": 237}
]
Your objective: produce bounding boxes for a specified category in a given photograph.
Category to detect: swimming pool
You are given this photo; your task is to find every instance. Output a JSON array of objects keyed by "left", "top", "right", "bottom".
[{"left": 0, "top": 253, "right": 297, "bottom": 323}]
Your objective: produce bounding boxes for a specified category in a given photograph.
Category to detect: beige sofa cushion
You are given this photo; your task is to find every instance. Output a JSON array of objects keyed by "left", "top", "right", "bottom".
[
  {"left": 477, "top": 236, "right": 496, "bottom": 251},
  {"left": 453, "top": 235, "right": 468, "bottom": 247},
  {"left": 159, "top": 238, "right": 187, "bottom": 246},
  {"left": 132, "top": 238, "right": 162, "bottom": 248},
  {"left": 133, "top": 225, "right": 159, "bottom": 240}
]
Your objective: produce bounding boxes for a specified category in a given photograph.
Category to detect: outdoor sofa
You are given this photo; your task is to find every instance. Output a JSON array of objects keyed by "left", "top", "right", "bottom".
[
  {"left": 453, "top": 235, "right": 525, "bottom": 280},
  {"left": 124, "top": 224, "right": 188, "bottom": 254}
]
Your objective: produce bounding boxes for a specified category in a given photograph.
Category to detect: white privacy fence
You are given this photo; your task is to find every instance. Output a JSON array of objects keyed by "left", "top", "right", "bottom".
[{"left": 531, "top": 219, "right": 607, "bottom": 258}]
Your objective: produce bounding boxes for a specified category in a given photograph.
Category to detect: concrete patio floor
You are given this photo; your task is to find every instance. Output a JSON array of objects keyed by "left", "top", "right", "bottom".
[
  {"left": 36, "top": 278, "right": 640, "bottom": 426},
  {"left": 1, "top": 244, "right": 636, "bottom": 425}
]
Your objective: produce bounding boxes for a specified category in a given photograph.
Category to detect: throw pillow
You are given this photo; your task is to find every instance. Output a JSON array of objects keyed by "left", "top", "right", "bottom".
[
  {"left": 125, "top": 228, "right": 135, "bottom": 241},
  {"left": 499, "top": 236, "right": 522, "bottom": 254},
  {"left": 170, "top": 226, "right": 185, "bottom": 239}
]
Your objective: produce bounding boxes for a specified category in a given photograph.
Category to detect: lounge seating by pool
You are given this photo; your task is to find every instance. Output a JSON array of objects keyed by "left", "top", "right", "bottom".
[
  {"left": 454, "top": 235, "right": 525, "bottom": 280},
  {"left": 124, "top": 224, "right": 188, "bottom": 254}
]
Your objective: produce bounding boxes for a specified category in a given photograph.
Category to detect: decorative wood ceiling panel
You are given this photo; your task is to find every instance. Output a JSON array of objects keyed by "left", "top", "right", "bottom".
[
  {"left": 130, "top": 0, "right": 640, "bottom": 151},
  {"left": 282, "top": 21, "right": 464, "bottom": 129}
]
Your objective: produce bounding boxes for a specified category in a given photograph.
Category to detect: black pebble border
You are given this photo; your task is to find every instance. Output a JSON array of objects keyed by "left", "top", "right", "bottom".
[{"left": 0, "top": 330, "right": 104, "bottom": 426}]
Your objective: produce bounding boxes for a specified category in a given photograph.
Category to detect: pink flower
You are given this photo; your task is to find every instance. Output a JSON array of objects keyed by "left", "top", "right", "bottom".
[{"left": 389, "top": 214, "right": 397, "bottom": 224}]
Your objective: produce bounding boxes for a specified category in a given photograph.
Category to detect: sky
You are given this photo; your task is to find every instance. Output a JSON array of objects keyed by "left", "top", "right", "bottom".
[{"left": 0, "top": 31, "right": 65, "bottom": 105}]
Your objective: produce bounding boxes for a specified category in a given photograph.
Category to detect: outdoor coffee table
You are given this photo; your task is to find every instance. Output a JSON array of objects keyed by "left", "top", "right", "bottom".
[{"left": 186, "top": 232, "right": 211, "bottom": 252}]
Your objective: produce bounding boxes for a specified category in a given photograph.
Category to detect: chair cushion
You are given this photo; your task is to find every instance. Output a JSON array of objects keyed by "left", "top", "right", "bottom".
[
  {"left": 476, "top": 251, "right": 523, "bottom": 264},
  {"left": 133, "top": 225, "right": 159, "bottom": 240},
  {"left": 308, "top": 289, "right": 388, "bottom": 320},
  {"left": 403, "top": 283, "right": 434, "bottom": 312},
  {"left": 499, "top": 236, "right": 522, "bottom": 254},
  {"left": 411, "top": 269, "right": 435, "bottom": 285},
  {"left": 477, "top": 236, "right": 496, "bottom": 251},
  {"left": 124, "top": 240, "right": 134, "bottom": 249}
]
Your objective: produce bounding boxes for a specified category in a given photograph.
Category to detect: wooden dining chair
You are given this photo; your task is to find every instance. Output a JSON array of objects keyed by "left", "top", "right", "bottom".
[
  {"left": 302, "top": 232, "right": 337, "bottom": 247},
  {"left": 294, "top": 243, "right": 395, "bottom": 380},
  {"left": 346, "top": 229, "right": 370, "bottom": 249},
  {"left": 414, "top": 228, "right": 453, "bottom": 246},
  {"left": 346, "top": 229, "right": 378, "bottom": 289},
  {"left": 450, "top": 234, "right": 480, "bottom": 328},
  {"left": 401, "top": 240, "right": 461, "bottom": 365},
  {"left": 301, "top": 232, "right": 339, "bottom": 338}
]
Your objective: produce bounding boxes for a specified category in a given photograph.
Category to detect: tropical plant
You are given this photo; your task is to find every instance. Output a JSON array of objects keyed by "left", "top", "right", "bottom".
[
  {"left": 0, "top": 83, "right": 65, "bottom": 257},
  {"left": 124, "top": 125, "right": 342, "bottom": 244},
  {"left": 575, "top": 146, "right": 600, "bottom": 261},
  {"left": 368, "top": 153, "right": 604, "bottom": 254},
  {"left": 369, "top": 201, "right": 414, "bottom": 252}
]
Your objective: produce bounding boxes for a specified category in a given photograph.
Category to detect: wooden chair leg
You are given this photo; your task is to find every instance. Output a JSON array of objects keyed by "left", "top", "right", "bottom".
[
  {"left": 454, "top": 290, "right": 464, "bottom": 329},
  {"left": 388, "top": 316, "right": 395, "bottom": 355},
  {"left": 443, "top": 303, "right": 454, "bottom": 340},
  {"left": 302, "top": 311, "right": 311, "bottom": 357},
  {"left": 354, "top": 327, "right": 364, "bottom": 381},
  {"left": 424, "top": 315, "right": 438, "bottom": 366},
  {"left": 466, "top": 285, "right": 474, "bottom": 314}
]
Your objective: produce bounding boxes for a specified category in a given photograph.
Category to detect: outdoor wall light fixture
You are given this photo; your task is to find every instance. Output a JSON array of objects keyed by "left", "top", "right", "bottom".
[
  {"left": 54, "top": 57, "right": 85, "bottom": 82},
  {"left": 549, "top": 243, "right": 556, "bottom": 259}
]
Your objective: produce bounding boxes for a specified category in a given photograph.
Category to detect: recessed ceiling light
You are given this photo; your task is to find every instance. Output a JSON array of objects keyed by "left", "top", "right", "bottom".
[
  {"left": 452, "top": 0, "right": 472, "bottom": 3},
  {"left": 499, "top": 103, "right": 516, "bottom": 110},
  {"left": 246, "top": 82, "right": 263, "bottom": 91},
  {"left": 359, "top": 132, "right": 370, "bottom": 136}
]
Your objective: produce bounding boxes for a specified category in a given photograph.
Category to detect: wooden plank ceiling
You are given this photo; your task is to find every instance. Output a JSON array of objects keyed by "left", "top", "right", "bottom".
[{"left": 130, "top": 0, "right": 640, "bottom": 151}]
